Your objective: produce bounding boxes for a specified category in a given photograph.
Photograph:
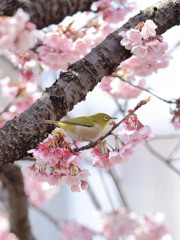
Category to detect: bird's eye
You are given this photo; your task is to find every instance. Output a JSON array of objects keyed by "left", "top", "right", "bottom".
[{"left": 103, "top": 116, "right": 109, "bottom": 121}]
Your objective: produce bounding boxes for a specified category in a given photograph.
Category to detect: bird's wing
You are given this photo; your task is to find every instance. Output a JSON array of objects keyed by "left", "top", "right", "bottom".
[{"left": 61, "top": 117, "right": 95, "bottom": 127}]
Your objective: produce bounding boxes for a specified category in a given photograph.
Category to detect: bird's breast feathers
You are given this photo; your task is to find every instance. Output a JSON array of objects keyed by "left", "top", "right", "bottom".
[{"left": 65, "top": 123, "right": 102, "bottom": 142}]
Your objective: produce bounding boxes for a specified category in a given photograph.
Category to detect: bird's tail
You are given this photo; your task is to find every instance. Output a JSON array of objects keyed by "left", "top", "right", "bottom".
[{"left": 44, "top": 120, "right": 62, "bottom": 127}]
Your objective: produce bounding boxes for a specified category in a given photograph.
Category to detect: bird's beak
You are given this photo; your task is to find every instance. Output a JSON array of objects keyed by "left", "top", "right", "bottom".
[{"left": 110, "top": 117, "right": 117, "bottom": 120}]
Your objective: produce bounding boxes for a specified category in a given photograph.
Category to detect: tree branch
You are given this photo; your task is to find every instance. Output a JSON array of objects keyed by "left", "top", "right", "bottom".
[
  {"left": 145, "top": 142, "right": 180, "bottom": 177},
  {"left": 0, "top": 0, "right": 179, "bottom": 167},
  {"left": 111, "top": 74, "right": 176, "bottom": 104},
  {"left": 0, "top": 164, "right": 35, "bottom": 240},
  {"left": 0, "top": 0, "right": 98, "bottom": 29}
]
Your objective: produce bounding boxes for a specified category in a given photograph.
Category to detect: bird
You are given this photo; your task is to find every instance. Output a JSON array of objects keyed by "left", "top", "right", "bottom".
[{"left": 45, "top": 113, "right": 117, "bottom": 142}]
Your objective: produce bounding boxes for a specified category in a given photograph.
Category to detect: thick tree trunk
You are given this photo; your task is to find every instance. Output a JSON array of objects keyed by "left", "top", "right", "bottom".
[
  {"left": 0, "top": 164, "right": 36, "bottom": 240},
  {"left": 0, "top": 0, "right": 98, "bottom": 29},
  {"left": 0, "top": 0, "right": 179, "bottom": 167}
]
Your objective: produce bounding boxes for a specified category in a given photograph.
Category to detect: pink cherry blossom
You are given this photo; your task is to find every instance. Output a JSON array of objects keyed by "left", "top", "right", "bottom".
[
  {"left": 24, "top": 129, "right": 90, "bottom": 192},
  {"left": 120, "top": 54, "right": 171, "bottom": 77},
  {"left": 0, "top": 77, "right": 19, "bottom": 101},
  {"left": 93, "top": 152, "right": 112, "bottom": 169},
  {"left": 23, "top": 173, "right": 57, "bottom": 207},
  {"left": 120, "top": 29, "right": 142, "bottom": 49},
  {"left": 60, "top": 167, "right": 90, "bottom": 192},
  {"left": 133, "top": 212, "right": 168, "bottom": 240},
  {"left": 119, "top": 142, "right": 134, "bottom": 158},
  {"left": 121, "top": 125, "right": 152, "bottom": 146},
  {"left": 132, "top": 39, "right": 168, "bottom": 62},
  {"left": 96, "top": 208, "right": 138, "bottom": 239},
  {"left": 0, "top": 9, "right": 38, "bottom": 54},
  {"left": 141, "top": 19, "right": 157, "bottom": 39},
  {"left": 92, "top": 141, "right": 134, "bottom": 169},
  {"left": 100, "top": 76, "right": 145, "bottom": 99},
  {"left": 120, "top": 19, "right": 169, "bottom": 70},
  {"left": 96, "top": 209, "right": 169, "bottom": 240},
  {"left": 59, "top": 220, "right": 95, "bottom": 240},
  {"left": 37, "top": 46, "right": 69, "bottom": 71}
]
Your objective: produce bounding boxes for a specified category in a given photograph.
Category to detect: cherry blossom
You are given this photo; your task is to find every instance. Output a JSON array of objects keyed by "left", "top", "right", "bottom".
[
  {"left": 59, "top": 220, "right": 95, "bottom": 240},
  {"left": 0, "top": 9, "right": 38, "bottom": 54},
  {"left": 120, "top": 20, "right": 170, "bottom": 74},
  {"left": 96, "top": 209, "right": 169, "bottom": 240},
  {"left": 23, "top": 129, "right": 90, "bottom": 192},
  {"left": 0, "top": 77, "right": 19, "bottom": 101},
  {"left": 132, "top": 212, "right": 168, "bottom": 240},
  {"left": 92, "top": 113, "right": 151, "bottom": 169},
  {"left": 120, "top": 54, "right": 171, "bottom": 77},
  {"left": 96, "top": 208, "right": 138, "bottom": 239},
  {"left": 23, "top": 173, "right": 57, "bottom": 208},
  {"left": 100, "top": 75, "right": 145, "bottom": 99},
  {"left": 120, "top": 113, "right": 151, "bottom": 145}
]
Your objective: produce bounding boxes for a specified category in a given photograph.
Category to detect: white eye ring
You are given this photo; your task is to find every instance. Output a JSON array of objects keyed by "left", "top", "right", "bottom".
[{"left": 104, "top": 116, "right": 109, "bottom": 121}]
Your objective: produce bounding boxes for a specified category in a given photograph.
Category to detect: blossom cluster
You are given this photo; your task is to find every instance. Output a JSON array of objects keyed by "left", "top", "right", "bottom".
[
  {"left": 37, "top": 24, "right": 94, "bottom": 71},
  {"left": 0, "top": 76, "right": 41, "bottom": 127},
  {"left": 23, "top": 173, "right": 58, "bottom": 207},
  {"left": 100, "top": 73, "right": 145, "bottom": 99},
  {"left": 0, "top": 8, "right": 38, "bottom": 54},
  {"left": 59, "top": 221, "right": 95, "bottom": 240},
  {"left": 22, "top": 129, "right": 90, "bottom": 192},
  {"left": 96, "top": 208, "right": 169, "bottom": 240},
  {"left": 92, "top": 0, "right": 134, "bottom": 24},
  {"left": 119, "top": 20, "right": 171, "bottom": 77},
  {"left": 92, "top": 112, "right": 151, "bottom": 169},
  {"left": 100, "top": 20, "right": 171, "bottom": 100},
  {"left": 0, "top": 2, "right": 134, "bottom": 74}
]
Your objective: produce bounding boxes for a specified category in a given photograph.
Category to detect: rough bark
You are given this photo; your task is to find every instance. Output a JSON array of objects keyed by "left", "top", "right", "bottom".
[
  {"left": 0, "top": 164, "right": 36, "bottom": 240},
  {"left": 0, "top": 0, "right": 98, "bottom": 29},
  {"left": 0, "top": 0, "right": 179, "bottom": 167}
]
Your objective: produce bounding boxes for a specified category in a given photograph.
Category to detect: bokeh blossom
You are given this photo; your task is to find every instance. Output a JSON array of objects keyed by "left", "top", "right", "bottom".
[
  {"left": 59, "top": 221, "right": 95, "bottom": 240},
  {"left": 100, "top": 75, "right": 145, "bottom": 99},
  {"left": 0, "top": 214, "right": 19, "bottom": 240},
  {"left": 23, "top": 173, "right": 58, "bottom": 208},
  {"left": 96, "top": 209, "right": 169, "bottom": 240},
  {"left": 0, "top": 9, "right": 38, "bottom": 54}
]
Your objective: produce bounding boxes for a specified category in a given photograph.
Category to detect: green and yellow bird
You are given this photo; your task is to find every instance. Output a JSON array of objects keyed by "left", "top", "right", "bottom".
[{"left": 45, "top": 113, "right": 117, "bottom": 142}]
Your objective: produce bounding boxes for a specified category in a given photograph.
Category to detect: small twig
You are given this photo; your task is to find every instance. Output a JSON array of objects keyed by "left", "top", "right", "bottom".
[
  {"left": 31, "top": 203, "right": 59, "bottom": 228},
  {"left": 167, "top": 139, "right": 180, "bottom": 162},
  {"left": 98, "top": 170, "right": 115, "bottom": 210},
  {"left": 111, "top": 74, "right": 176, "bottom": 104},
  {"left": 86, "top": 182, "right": 102, "bottom": 210},
  {"left": 145, "top": 142, "right": 180, "bottom": 177},
  {"left": 113, "top": 99, "right": 129, "bottom": 116},
  {"left": 108, "top": 169, "right": 129, "bottom": 209},
  {"left": 75, "top": 98, "right": 150, "bottom": 152}
]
